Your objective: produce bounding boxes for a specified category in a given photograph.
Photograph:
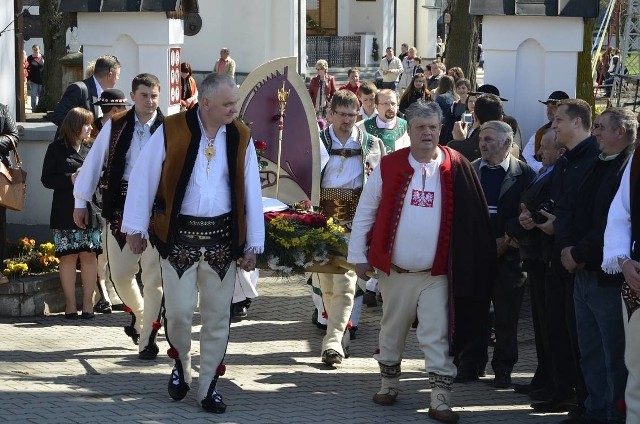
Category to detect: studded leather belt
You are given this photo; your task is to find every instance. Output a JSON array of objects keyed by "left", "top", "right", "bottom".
[
  {"left": 177, "top": 213, "right": 231, "bottom": 246},
  {"left": 319, "top": 187, "right": 362, "bottom": 222},
  {"left": 329, "top": 148, "right": 362, "bottom": 159}
]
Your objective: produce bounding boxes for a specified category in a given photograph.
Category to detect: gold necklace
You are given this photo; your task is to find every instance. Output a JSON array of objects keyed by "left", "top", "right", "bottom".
[{"left": 199, "top": 119, "right": 216, "bottom": 175}]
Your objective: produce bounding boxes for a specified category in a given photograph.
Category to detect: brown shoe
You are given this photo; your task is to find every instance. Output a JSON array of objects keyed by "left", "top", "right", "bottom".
[
  {"left": 428, "top": 407, "right": 460, "bottom": 423},
  {"left": 372, "top": 388, "right": 398, "bottom": 405},
  {"left": 429, "top": 408, "right": 460, "bottom": 423}
]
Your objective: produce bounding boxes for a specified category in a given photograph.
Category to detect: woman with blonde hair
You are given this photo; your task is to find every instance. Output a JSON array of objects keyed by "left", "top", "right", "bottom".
[
  {"left": 308, "top": 59, "right": 337, "bottom": 119},
  {"left": 41, "top": 107, "right": 102, "bottom": 319}
]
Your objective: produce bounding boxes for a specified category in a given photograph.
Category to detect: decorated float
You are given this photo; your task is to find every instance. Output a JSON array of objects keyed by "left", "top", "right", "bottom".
[{"left": 238, "top": 57, "right": 354, "bottom": 276}]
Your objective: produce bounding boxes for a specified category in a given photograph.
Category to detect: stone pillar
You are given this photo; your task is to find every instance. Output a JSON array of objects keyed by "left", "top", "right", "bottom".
[
  {"left": 418, "top": 1, "right": 440, "bottom": 61},
  {"left": 76, "top": 12, "right": 184, "bottom": 116}
]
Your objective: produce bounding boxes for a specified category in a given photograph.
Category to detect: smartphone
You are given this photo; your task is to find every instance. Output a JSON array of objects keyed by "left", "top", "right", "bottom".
[{"left": 462, "top": 113, "right": 473, "bottom": 124}]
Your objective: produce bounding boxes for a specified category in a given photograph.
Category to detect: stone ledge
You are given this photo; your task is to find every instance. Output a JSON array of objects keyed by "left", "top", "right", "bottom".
[{"left": 0, "top": 272, "right": 82, "bottom": 317}]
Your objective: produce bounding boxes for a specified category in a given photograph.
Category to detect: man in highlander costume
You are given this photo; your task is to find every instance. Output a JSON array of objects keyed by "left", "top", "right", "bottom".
[
  {"left": 122, "top": 73, "right": 264, "bottom": 413},
  {"left": 348, "top": 100, "right": 495, "bottom": 423}
]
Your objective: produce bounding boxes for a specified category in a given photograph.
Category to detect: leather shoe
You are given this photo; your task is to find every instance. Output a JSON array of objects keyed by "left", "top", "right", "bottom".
[
  {"left": 139, "top": 344, "right": 159, "bottom": 360},
  {"left": 428, "top": 407, "right": 460, "bottom": 423},
  {"left": 94, "top": 299, "right": 112, "bottom": 314},
  {"left": 372, "top": 388, "right": 398, "bottom": 406},
  {"left": 321, "top": 349, "right": 343, "bottom": 366},
  {"left": 492, "top": 370, "right": 512, "bottom": 388},
  {"left": 232, "top": 303, "right": 248, "bottom": 319},
  {"left": 311, "top": 309, "right": 328, "bottom": 330},
  {"left": 513, "top": 383, "right": 537, "bottom": 394},
  {"left": 124, "top": 326, "right": 140, "bottom": 345},
  {"left": 201, "top": 390, "right": 226, "bottom": 413},
  {"left": 168, "top": 366, "right": 190, "bottom": 400},
  {"left": 64, "top": 312, "right": 79, "bottom": 320},
  {"left": 81, "top": 312, "right": 95, "bottom": 319},
  {"left": 531, "top": 397, "right": 578, "bottom": 413},
  {"left": 454, "top": 370, "right": 478, "bottom": 383},
  {"left": 528, "top": 387, "right": 553, "bottom": 401},
  {"left": 348, "top": 326, "right": 358, "bottom": 340}
]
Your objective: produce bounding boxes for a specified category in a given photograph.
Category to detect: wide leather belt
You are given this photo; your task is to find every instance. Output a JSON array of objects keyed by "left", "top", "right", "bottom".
[
  {"left": 390, "top": 264, "right": 431, "bottom": 274},
  {"left": 329, "top": 148, "right": 362, "bottom": 159},
  {"left": 177, "top": 213, "right": 231, "bottom": 246},
  {"left": 319, "top": 187, "right": 362, "bottom": 222}
]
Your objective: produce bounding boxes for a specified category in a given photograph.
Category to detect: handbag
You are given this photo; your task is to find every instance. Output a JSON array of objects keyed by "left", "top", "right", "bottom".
[{"left": 0, "top": 140, "right": 27, "bottom": 211}]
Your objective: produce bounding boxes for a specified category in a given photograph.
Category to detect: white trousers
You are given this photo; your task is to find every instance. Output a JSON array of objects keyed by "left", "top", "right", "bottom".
[
  {"left": 232, "top": 269, "right": 259, "bottom": 303},
  {"left": 624, "top": 298, "right": 640, "bottom": 424},
  {"left": 317, "top": 270, "right": 357, "bottom": 357},
  {"left": 161, "top": 253, "right": 236, "bottom": 402},
  {"left": 105, "top": 228, "right": 163, "bottom": 351},
  {"left": 375, "top": 270, "right": 456, "bottom": 377},
  {"left": 95, "top": 221, "right": 121, "bottom": 305}
]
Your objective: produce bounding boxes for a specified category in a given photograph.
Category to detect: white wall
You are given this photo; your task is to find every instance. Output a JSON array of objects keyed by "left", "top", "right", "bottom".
[
  {"left": 180, "top": 0, "right": 304, "bottom": 76},
  {"left": 483, "top": 16, "right": 583, "bottom": 144},
  {"left": 1, "top": 0, "right": 17, "bottom": 114},
  {"left": 77, "top": 12, "right": 183, "bottom": 116}
]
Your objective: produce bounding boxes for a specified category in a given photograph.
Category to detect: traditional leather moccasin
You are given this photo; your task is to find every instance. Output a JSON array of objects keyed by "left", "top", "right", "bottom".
[
  {"left": 372, "top": 388, "right": 399, "bottom": 406},
  {"left": 427, "top": 407, "right": 460, "bottom": 423}
]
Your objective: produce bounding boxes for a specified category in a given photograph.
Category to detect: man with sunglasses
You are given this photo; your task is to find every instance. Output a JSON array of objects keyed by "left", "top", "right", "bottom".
[{"left": 314, "top": 89, "right": 385, "bottom": 366}]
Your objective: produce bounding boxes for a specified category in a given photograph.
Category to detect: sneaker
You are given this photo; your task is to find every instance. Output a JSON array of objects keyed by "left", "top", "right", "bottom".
[
  {"left": 321, "top": 349, "right": 343, "bottom": 366},
  {"left": 94, "top": 299, "right": 112, "bottom": 314},
  {"left": 201, "top": 390, "right": 227, "bottom": 413},
  {"left": 168, "top": 366, "right": 190, "bottom": 400}
]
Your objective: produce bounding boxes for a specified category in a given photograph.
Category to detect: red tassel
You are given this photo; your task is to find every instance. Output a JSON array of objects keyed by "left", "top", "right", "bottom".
[
  {"left": 123, "top": 305, "right": 132, "bottom": 314},
  {"left": 346, "top": 320, "right": 352, "bottom": 329},
  {"left": 216, "top": 363, "right": 226, "bottom": 376},
  {"left": 167, "top": 347, "right": 179, "bottom": 359},
  {"left": 321, "top": 311, "right": 328, "bottom": 319},
  {"left": 152, "top": 321, "right": 162, "bottom": 331}
]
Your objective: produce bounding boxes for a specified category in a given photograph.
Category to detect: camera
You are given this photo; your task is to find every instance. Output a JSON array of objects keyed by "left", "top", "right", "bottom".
[
  {"left": 531, "top": 199, "right": 555, "bottom": 224},
  {"left": 462, "top": 113, "right": 473, "bottom": 124}
]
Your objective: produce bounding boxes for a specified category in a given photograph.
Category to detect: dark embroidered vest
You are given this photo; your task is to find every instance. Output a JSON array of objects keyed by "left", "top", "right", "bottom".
[
  {"left": 630, "top": 147, "right": 640, "bottom": 260},
  {"left": 366, "top": 146, "right": 454, "bottom": 276},
  {"left": 151, "top": 106, "right": 250, "bottom": 259},
  {"left": 102, "top": 107, "right": 164, "bottom": 221}
]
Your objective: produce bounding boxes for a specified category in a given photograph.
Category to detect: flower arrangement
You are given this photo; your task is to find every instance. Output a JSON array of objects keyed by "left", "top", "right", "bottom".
[
  {"left": 258, "top": 201, "right": 348, "bottom": 277},
  {"left": 254, "top": 139, "right": 269, "bottom": 171},
  {"left": 3, "top": 237, "right": 59, "bottom": 278},
  {"left": 372, "top": 37, "right": 380, "bottom": 62}
]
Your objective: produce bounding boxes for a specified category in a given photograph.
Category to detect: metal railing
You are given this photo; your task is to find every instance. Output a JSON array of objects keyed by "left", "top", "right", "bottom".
[{"left": 306, "top": 36, "right": 361, "bottom": 68}]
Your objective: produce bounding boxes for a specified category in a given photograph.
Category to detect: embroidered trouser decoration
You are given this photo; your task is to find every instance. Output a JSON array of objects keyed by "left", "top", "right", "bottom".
[
  {"left": 204, "top": 243, "right": 232, "bottom": 280},
  {"left": 167, "top": 243, "right": 202, "bottom": 279},
  {"left": 108, "top": 214, "right": 128, "bottom": 250},
  {"left": 379, "top": 362, "right": 401, "bottom": 379},
  {"left": 622, "top": 282, "right": 640, "bottom": 320}
]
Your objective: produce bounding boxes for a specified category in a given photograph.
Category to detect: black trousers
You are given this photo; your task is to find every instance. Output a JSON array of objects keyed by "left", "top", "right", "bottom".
[
  {"left": 490, "top": 256, "right": 526, "bottom": 374},
  {"left": 454, "top": 293, "right": 491, "bottom": 375},
  {"left": 523, "top": 259, "right": 552, "bottom": 390},
  {"left": 545, "top": 260, "right": 585, "bottom": 402}
]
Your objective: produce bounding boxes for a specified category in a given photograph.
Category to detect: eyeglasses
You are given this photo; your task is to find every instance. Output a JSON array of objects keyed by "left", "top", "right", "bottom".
[{"left": 333, "top": 111, "right": 358, "bottom": 119}]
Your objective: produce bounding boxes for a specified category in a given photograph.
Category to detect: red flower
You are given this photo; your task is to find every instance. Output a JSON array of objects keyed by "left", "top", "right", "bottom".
[
  {"left": 167, "top": 347, "right": 179, "bottom": 359},
  {"left": 123, "top": 306, "right": 132, "bottom": 314},
  {"left": 254, "top": 140, "right": 268, "bottom": 151},
  {"left": 152, "top": 320, "right": 162, "bottom": 331},
  {"left": 216, "top": 363, "right": 226, "bottom": 376}
]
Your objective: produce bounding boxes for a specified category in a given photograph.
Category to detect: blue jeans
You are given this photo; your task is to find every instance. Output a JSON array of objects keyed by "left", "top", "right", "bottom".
[
  {"left": 27, "top": 82, "right": 41, "bottom": 111},
  {"left": 573, "top": 269, "right": 627, "bottom": 423}
]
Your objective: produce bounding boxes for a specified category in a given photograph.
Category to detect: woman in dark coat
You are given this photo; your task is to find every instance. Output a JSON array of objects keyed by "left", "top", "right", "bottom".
[
  {"left": 41, "top": 107, "right": 102, "bottom": 319},
  {"left": 0, "top": 104, "right": 19, "bottom": 284}
]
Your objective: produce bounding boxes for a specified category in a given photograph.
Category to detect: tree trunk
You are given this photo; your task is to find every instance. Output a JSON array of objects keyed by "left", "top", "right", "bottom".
[
  {"left": 444, "top": 0, "right": 480, "bottom": 89},
  {"left": 38, "top": 0, "right": 71, "bottom": 113},
  {"left": 577, "top": 18, "right": 595, "bottom": 108}
]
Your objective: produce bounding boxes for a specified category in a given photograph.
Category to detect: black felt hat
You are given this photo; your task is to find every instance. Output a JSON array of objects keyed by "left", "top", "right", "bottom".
[
  {"left": 93, "top": 89, "right": 130, "bottom": 106},
  {"left": 470, "top": 84, "right": 508, "bottom": 101},
  {"left": 538, "top": 90, "right": 570, "bottom": 105}
]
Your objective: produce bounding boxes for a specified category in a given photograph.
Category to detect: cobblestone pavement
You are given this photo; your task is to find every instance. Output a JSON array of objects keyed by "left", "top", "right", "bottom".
[{"left": 0, "top": 273, "right": 566, "bottom": 424}]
